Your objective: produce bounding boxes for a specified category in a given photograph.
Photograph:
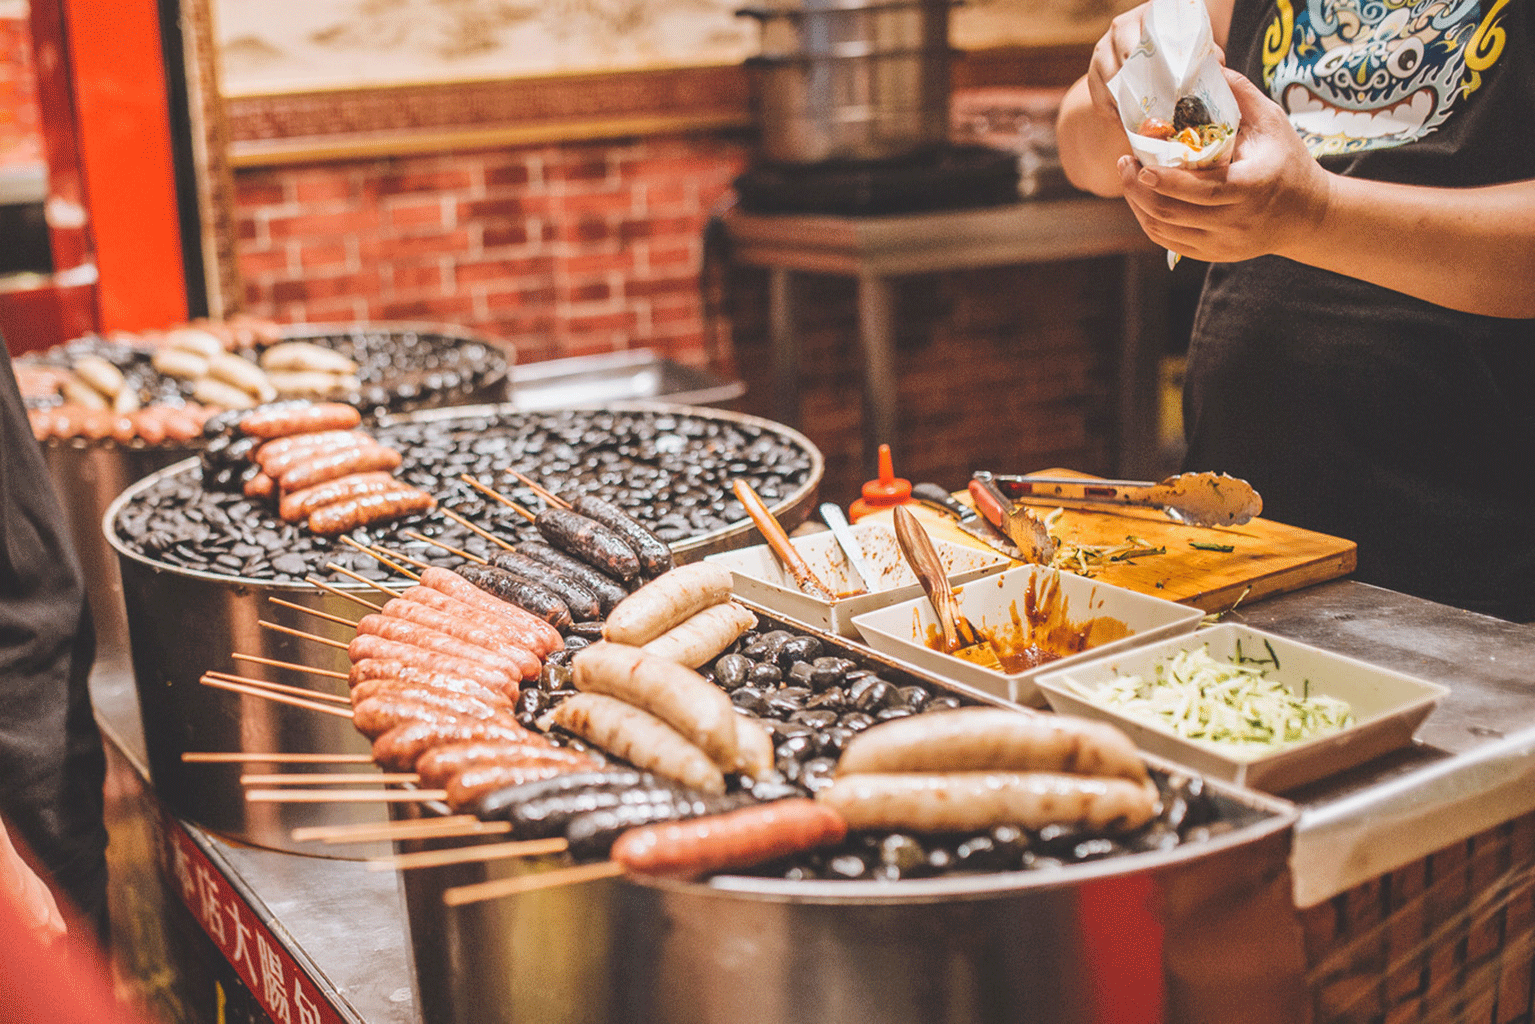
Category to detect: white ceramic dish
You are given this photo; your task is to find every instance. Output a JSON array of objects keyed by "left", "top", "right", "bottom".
[
  {"left": 850, "top": 563, "right": 1204, "bottom": 706},
  {"left": 1033, "top": 622, "right": 1450, "bottom": 792},
  {"left": 704, "top": 522, "right": 1009, "bottom": 637}
]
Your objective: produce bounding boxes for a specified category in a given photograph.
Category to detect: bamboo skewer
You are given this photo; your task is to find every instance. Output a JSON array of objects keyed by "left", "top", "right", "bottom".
[
  {"left": 203, "top": 670, "right": 351, "bottom": 705},
  {"left": 368, "top": 837, "right": 569, "bottom": 872},
  {"left": 232, "top": 652, "right": 349, "bottom": 681},
  {"left": 513, "top": 472, "right": 569, "bottom": 509},
  {"left": 439, "top": 507, "right": 515, "bottom": 552},
  {"left": 369, "top": 544, "right": 434, "bottom": 572},
  {"left": 443, "top": 861, "right": 624, "bottom": 906},
  {"left": 258, "top": 620, "right": 350, "bottom": 650},
  {"left": 245, "top": 788, "right": 447, "bottom": 804},
  {"left": 268, "top": 596, "right": 359, "bottom": 630},
  {"left": 341, "top": 536, "right": 420, "bottom": 581},
  {"left": 199, "top": 673, "right": 354, "bottom": 717},
  {"left": 326, "top": 562, "right": 404, "bottom": 600},
  {"left": 304, "top": 574, "right": 384, "bottom": 613},
  {"left": 184, "top": 752, "right": 374, "bottom": 765},
  {"left": 241, "top": 772, "right": 418, "bottom": 786},
  {"left": 460, "top": 474, "right": 517, "bottom": 509},
  {"left": 401, "top": 530, "right": 485, "bottom": 565},
  {"left": 293, "top": 816, "right": 511, "bottom": 845}
]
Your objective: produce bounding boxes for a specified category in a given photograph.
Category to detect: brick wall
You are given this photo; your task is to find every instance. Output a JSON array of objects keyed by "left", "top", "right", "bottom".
[
  {"left": 234, "top": 138, "right": 750, "bottom": 365},
  {"left": 0, "top": 13, "right": 42, "bottom": 166}
]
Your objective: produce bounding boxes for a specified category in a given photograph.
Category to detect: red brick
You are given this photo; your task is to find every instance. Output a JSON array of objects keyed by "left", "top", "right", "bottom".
[
  {"left": 271, "top": 272, "right": 379, "bottom": 304},
  {"left": 302, "top": 298, "right": 371, "bottom": 323},
  {"left": 563, "top": 218, "right": 613, "bottom": 244},
  {"left": 387, "top": 200, "right": 447, "bottom": 230},
  {"left": 484, "top": 163, "right": 533, "bottom": 189},
  {"left": 293, "top": 174, "right": 356, "bottom": 204},
  {"left": 483, "top": 283, "right": 558, "bottom": 309},
  {"left": 267, "top": 209, "right": 380, "bottom": 240},
  {"left": 379, "top": 296, "right": 478, "bottom": 321},
  {"left": 561, "top": 281, "right": 611, "bottom": 303},
  {"left": 237, "top": 218, "right": 259, "bottom": 242},
  {"left": 481, "top": 224, "right": 531, "bottom": 249},
  {"left": 548, "top": 158, "right": 609, "bottom": 183},
  {"left": 366, "top": 169, "right": 473, "bottom": 197},
  {"left": 456, "top": 257, "right": 555, "bottom": 285},
  {"left": 388, "top": 263, "right": 448, "bottom": 293},
  {"left": 459, "top": 197, "right": 530, "bottom": 221},
  {"left": 357, "top": 230, "right": 472, "bottom": 261},
  {"left": 299, "top": 241, "right": 350, "bottom": 269},
  {"left": 560, "top": 190, "right": 634, "bottom": 216},
  {"left": 561, "top": 333, "right": 628, "bottom": 357},
  {"left": 237, "top": 248, "right": 293, "bottom": 277},
  {"left": 642, "top": 182, "right": 692, "bottom": 210},
  {"left": 563, "top": 310, "right": 636, "bottom": 334},
  {"left": 625, "top": 274, "right": 696, "bottom": 299},
  {"left": 234, "top": 178, "right": 288, "bottom": 206},
  {"left": 559, "top": 251, "right": 634, "bottom": 276}
]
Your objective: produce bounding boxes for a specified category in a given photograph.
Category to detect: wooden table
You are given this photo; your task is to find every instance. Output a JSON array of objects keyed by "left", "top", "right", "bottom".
[{"left": 723, "top": 197, "right": 1164, "bottom": 476}]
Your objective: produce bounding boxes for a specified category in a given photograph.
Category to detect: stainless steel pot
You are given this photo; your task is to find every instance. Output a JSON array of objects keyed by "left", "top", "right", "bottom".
[{"left": 741, "top": 0, "right": 955, "bottom": 163}]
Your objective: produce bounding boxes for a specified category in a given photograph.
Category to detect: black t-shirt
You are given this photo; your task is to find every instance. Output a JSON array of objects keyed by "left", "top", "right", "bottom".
[{"left": 1184, "top": 0, "right": 1535, "bottom": 620}]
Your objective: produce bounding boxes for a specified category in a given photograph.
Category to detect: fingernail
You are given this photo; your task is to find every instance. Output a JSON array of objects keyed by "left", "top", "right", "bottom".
[{"left": 1138, "top": 167, "right": 1160, "bottom": 187}]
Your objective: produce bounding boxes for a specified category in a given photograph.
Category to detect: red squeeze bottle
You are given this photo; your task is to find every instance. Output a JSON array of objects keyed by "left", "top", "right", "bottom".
[{"left": 848, "top": 444, "right": 912, "bottom": 521}]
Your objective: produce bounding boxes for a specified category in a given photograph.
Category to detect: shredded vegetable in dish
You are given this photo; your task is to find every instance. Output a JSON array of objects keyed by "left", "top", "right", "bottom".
[{"left": 1072, "top": 644, "right": 1354, "bottom": 749}]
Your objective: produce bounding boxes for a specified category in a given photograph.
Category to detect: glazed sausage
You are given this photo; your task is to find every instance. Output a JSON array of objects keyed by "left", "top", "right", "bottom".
[
  {"left": 349, "top": 674, "right": 511, "bottom": 710},
  {"left": 564, "top": 793, "right": 746, "bottom": 862},
  {"left": 640, "top": 602, "right": 758, "bottom": 669},
  {"left": 27, "top": 408, "right": 57, "bottom": 442},
  {"left": 548, "top": 692, "right": 726, "bottom": 795},
  {"left": 472, "top": 769, "right": 652, "bottom": 822},
  {"left": 399, "top": 581, "right": 560, "bottom": 658},
  {"left": 836, "top": 708, "right": 1150, "bottom": 785},
  {"left": 351, "top": 692, "right": 518, "bottom": 739},
  {"left": 570, "top": 642, "right": 740, "bottom": 771},
  {"left": 611, "top": 799, "right": 847, "bottom": 880},
  {"left": 415, "top": 741, "right": 594, "bottom": 790},
  {"left": 456, "top": 563, "right": 572, "bottom": 630},
  {"left": 76, "top": 408, "right": 116, "bottom": 440},
  {"left": 345, "top": 635, "right": 517, "bottom": 694},
  {"left": 375, "top": 600, "right": 540, "bottom": 681},
  {"left": 240, "top": 401, "right": 362, "bottom": 439},
  {"left": 308, "top": 487, "right": 436, "bottom": 536},
  {"left": 815, "top": 771, "right": 1161, "bottom": 834},
  {"left": 416, "top": 567, "right": 564, "bottom": 655},
  {"left": 514, "top": 541, "right": 630, "bottom": 613},
  {"left": 354, "top": 614, "right": 536, "bottom": 683},
  {"left": 160, "top": 405, "right": 205, "bottom": 443},
  {"left": 255, "top": 430, "right": 371, "bottom": 476},
  {"left": 131, "top": 407, "right": 168, "bottom": 446},
  {"left": 568, "top": 493, "right": 675, "bottom": 578},
  {"left": 243, "top": 471, "right": 276, "bottom": 500},
  {"left": 602, "top": 563, "right": 735, "bottom": 646},
  {"left": 535, "top": 508, "right": 642, "bottom": 581},
  {"left": 278, "top": 443, "right": 402, "bottom": 494},
  {"left": 444, "top": 764, "right": 572, "bottom": 812},
  {"left": 279, "top": 471, "right": 399, "bottom": 522},
  {"left": 488, "top": 551, "right": 602, "bottom": 621},
  {"left": 371, "top": 718, "right": 536, "bottom": 772}
]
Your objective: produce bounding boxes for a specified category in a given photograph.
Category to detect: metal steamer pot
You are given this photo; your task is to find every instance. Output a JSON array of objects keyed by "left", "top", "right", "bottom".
[
  {"left": 390, "top": 627, "right": 1309, "bottom": 1024},
  {"left": 44, "top": 322, "right": 514, "bottom": 679},
  {"left": 741, "top": 0, "right": 956, "bottom": 163},
  {"left": 102, "top": 403, "right": 823, "bottom": 855}
]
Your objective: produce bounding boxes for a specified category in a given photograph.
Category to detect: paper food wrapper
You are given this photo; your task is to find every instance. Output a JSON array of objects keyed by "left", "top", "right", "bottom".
[{"left": 1108, "top": 0, "right": 1239, "bottom": 171}]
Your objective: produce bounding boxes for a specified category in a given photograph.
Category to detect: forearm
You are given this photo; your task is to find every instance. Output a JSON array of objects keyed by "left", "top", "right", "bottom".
[
  {"left": 1281, "top": 174, "right": 1535, "bottom": 319},
  {"left": 1056, "top": 78, "right": 1134, "bottom": 198}
]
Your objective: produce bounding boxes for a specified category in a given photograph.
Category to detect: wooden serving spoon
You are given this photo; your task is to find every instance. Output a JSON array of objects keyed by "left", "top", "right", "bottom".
[
  {"left": 732, "top": 479, "right": 838, "bottom": 602},
  {"left": 891, "top": 505, "right": 1001, "bottom": 670}
]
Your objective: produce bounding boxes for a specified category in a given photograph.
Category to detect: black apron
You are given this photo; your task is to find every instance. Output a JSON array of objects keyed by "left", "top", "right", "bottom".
[{"left": 0, "top": 344, "right": 108, "bottom": 942}]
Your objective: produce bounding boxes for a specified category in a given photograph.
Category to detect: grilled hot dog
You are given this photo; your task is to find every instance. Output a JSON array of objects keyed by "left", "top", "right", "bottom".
[{"left": 611, "top": 798, "right": 847, "bottom": 880}]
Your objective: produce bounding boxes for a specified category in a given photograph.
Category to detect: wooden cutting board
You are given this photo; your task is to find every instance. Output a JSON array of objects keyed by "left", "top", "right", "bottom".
[{"left": 865, "top": 471, "right": 1357, "bottom": 613}]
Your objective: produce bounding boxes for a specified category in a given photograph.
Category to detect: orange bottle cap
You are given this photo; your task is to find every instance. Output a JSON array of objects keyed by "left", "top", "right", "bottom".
[{"left": 859, "top": 444, "right": 911, "bottom": 505}]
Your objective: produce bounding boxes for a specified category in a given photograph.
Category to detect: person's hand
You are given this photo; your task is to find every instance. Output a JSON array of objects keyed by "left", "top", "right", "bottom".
[
  {"left": 1115, "top": 67, "right": 1331, "bottom": 263},
  {"left": 1085, "top": 3, "right": 1154, "bottom": 122},
  {"left": 0, "top": 820, "right": 66, "bottom": 945}
]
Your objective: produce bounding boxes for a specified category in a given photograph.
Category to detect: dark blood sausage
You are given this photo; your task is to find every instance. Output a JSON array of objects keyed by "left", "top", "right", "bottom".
[
  {"left": 416, "top": 567, "right": 564, "bottom": 655},
  {"left": 569, "top": 493, "right": 675, "bottom": 578},
  {"left": 349, "top": 675, "right": 511, "bottom": 712},
  {"left": 415, "top": 741, "right": 596, "bottom": 790},
  {"left": 456, "top": 563, "right": 573, "bottom": 630},
  {"left": 345, "top": 636, "right": 517, "bottom": 694},
  {"left": 514, "top": 541, "right": 630, "bottom": 613},
  {"left": 240, "top": 401, "right": 362, "bottom": 440},
  {"left": 445, "top": 764, "right": 573, "bottom": 812},
  {"left": 489, "top": 551, "right": 602, "bottom": 621},
  {"left": 278, "top": 443, "right": 403, "bottom": 494},
  {"left": 256, "top": 430, "right": 370, "bottom": 476},
  {"left": 472, "top": 769, "right": 652, "bottom": 822},
  {"left": 610, "top": 799, "right": 848, "bottom": 880},
  {"left": 534, "top": 508, "right": 642, "bottom": 581},
  {"left": 399, "top": 582, "right": 560, "bottom": 658},
  {"left": 372, "top": 718, "right": 537, "bottom": 772},
  {"left": 375, "top": 600, "right": 541, "bottom": 681},
  {"left": 510, "top": 784, "right": 689, "bottom": 840},
  {"left": 563, "top": 793, "right": 746, "bottom": 861},
  {"left": 351, "top": 693, "right": 518, "bottom": 739},
  {"left": 280, "top": 471, "right": 399, "bottom": 523},
  {"left": 354, "top": 614, "right": 536, "bottom": 683},
  {"left": 308, "top": 487, "right": 437, "bottom": 536}
]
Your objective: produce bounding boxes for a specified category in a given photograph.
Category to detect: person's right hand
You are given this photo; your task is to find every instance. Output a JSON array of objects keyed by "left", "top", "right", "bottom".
[{"left": 1085, "top": 3, "right": 1154, "bottom": 122}]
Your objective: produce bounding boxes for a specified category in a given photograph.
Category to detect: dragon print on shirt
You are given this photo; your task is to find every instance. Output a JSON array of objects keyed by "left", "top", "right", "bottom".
[{"left": 1259, "top": 0, "right": 1512, "bottom": 156}]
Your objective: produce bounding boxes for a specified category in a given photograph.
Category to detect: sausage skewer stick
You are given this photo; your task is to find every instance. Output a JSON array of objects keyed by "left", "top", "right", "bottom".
[
  {"left": 185, "top": 752, "right": 374, "bottom": 765},
  {"left": 241, "top": 772, "right": 420, "bottom": 786},
  {"left": 293, "top": 817, "right": 512, "bottom": 844},
  {"left": 402, "top": 530, "right": 487, "bottom": 565},
  {"left": 340, "top": 536, "right": 421, "bottom": 582},
  {"left": 246, "top": 788, "right": 447, "bottom": 804},
  {"left": 732, "top": 479, "right": 835, "bottom": 602},
  {"left": 232, "top": 652, "right": 349, "bottom": 681},
  {"left": 445, "top": 862, "right": 624, "bottom": 906},
  {"left": 367, "top": 837, "right": 570, "bottom": 872},
  {"left": 268, "top": 597, "right": 359, "bottom": 630},
  {"left": 439, "top": 506, "right": 517, "bottom": 553},
  {"left": 259, "top": 620, "right": 351, "bottom": 651},
  {"left": 198, "top": 673, "right": 354, "bottom": 717},
  {"left": 326, "top": 562, "right": 406, "bottom": 600},
  {"left": 304, "top": 575, "right": 385, "bottom": 613},
  {"left": 203, "top": 670, "right": 350, "bottom": 705}
]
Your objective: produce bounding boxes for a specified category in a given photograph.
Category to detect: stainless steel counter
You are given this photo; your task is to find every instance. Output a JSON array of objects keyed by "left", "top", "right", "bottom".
[{"left": 92, "top": 578, "right": 1535, "bottom": 1022}]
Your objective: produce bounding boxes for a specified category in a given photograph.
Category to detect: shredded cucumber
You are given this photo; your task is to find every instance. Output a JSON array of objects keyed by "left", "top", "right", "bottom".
[{"left": 1074, "top": 645, "right": 1353, "bottom": 749}]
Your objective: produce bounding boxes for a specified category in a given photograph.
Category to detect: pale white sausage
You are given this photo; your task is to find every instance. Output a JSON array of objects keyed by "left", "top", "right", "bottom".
[
  {"left": 603, "top": 562, "right": 735, "bottom": 646},
  {"left": 816, "top": 771, "right": 1160, "bottom": 834},
  {"left": 549, "top": 692, "right": 725, "bottom": 795},
  {"left": 641, "top": 602, "right": 758, "bottom": 668}
]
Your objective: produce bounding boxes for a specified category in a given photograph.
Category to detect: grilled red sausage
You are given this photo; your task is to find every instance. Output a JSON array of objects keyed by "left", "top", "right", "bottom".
[
  {"left": 398, "top": 584, "right": 560, "bottom": 658},
  {"left": 278, "top": 443, "right": 402, "bottom": 494},
  {"left": 610, "top": 799, "right": 848, "bottom": 880},
  {"left": 349, "top": 674, "right": 511, "bottom": 711},
  {"left": 416, "top": 567, "right": 566, "bottom": 654},
  {"left": 243, "top": 471, "right": 276, "bottom": 500},
  {"left": 414, "top": 740, "right": 593, "bottom": 789},
  {"left": 379, "top": 596, "right": 541, "bottom": 679},
  {"left": 240, "top": 401, "right": 362, "bottom": 439},
  {"left": 354, "top": 614, "right": 536, "bottom": 682},
  {"left": 372, "top": 718, "right": 536, "bottom": 771},
  {"left": 256, "top": 430, "right": 370, "bottom": 476},
  {"left": 279, "top": 471, "right": 399, "bottom": 522},
  {"left": 345, "top": 636, "right": 517, "bottom": 694},
  {"left": 308, "top": 487, "right": 436, "bottom": 536},
  {"left": 351, "top": 692, "right": 519, "bottom": 739}
]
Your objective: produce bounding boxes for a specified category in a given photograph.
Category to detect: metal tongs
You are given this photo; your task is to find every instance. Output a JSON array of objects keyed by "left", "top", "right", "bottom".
[{"left": 977, "top": 470, "right": 1263, "bottom": 528}]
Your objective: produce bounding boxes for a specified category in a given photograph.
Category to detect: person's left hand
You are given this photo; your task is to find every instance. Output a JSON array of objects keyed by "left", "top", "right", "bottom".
[{"left": 1116, "top": 67, "right": 1331, "bottom": 263}]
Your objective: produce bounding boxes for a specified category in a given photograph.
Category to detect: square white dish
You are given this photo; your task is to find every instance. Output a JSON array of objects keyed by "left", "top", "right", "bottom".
[
  {"left": 1033, "top": 622, "right": 1450, "bottom": 792},
  {"left": 704, "top": 522, "right": 1009, "bottom": 637},
  {"left": 850, "top": 563, "right": 1204, "bottom": 706}
]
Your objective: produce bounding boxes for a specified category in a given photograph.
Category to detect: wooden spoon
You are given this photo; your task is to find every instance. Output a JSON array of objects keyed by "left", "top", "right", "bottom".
[
  {"left": 732, "top": 479, "right": 837, "bottom": 602},
  {"left": 892, "top": 505, "right": 1001, "bottom": 669}
]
